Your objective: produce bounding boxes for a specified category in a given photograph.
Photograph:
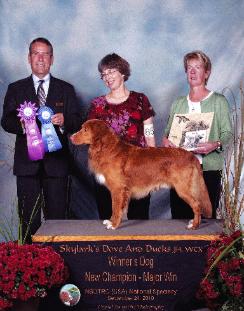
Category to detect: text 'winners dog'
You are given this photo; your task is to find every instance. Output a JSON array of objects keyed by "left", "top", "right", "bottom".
[{"left": 70, "top": 119, "right": 212, "bottom": 230}]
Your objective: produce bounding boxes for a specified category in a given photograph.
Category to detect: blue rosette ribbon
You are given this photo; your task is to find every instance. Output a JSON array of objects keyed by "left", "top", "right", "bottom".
[
  {"left": 38, "top": 106, "right": 62, "bottom": 152},
  {"left": 17, "top": 101, "right": 45, "bottom": 161}
]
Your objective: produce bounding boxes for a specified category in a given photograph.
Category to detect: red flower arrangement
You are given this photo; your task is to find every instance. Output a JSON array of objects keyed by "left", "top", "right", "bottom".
[
  {"left": 0, "top": 242, "right": 69, "bottom": 310},
  {"left": 198, "top": 230, "right": 244, "bottom": 311}
]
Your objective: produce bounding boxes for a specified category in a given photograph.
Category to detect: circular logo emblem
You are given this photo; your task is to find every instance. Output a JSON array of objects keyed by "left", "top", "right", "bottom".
[
  {"left": 29, "top": 128, "right": 36, "bottom": 135},
  {"left": 32, "top": 139, "right": 40, "bottom": 146},
  {"left": 45, "top": 128, "right": 52, "bottom": 135},
  {"left": 23, "top": 107, "right": 33, "bottom": 117},
  {"left": 59, "top": 284, "right": 81, "bottom": 306},
  {"left": 41, "top": 110, "right": 51, "bottom": 120}
]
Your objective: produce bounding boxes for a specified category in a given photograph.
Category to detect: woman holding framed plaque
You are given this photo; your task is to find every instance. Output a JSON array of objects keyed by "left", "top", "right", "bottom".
[{"left": 162, "top": 50, "right": 232, "bottom": 219}]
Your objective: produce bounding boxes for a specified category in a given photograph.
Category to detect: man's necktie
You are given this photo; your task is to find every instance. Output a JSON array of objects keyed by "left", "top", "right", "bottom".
[{"left": 37, "top": 80, "right": 46, "bottom": 106}]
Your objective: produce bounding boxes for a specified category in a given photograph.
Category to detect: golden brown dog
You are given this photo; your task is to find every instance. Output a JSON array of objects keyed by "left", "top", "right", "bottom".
[{"left": 70, "top": 119, "right": 212, "bottom": 230}]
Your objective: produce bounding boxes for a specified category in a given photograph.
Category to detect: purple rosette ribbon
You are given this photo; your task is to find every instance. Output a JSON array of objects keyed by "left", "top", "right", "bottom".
[{"left": 17, "top": 101, "right": 45, "bottom": 161}]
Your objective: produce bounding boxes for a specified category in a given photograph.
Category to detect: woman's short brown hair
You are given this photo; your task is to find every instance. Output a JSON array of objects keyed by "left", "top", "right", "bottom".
[
  {"left": 98, "top": 53, "right": 131, "bottom": 81},
  {"left": 184, "top": 50, "right": 212, "bottom": 84}
]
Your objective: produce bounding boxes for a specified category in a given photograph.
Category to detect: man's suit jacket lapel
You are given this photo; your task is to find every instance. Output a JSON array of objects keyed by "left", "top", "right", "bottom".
[
  {"left": 24, "top": 76, "right": 38, "bottom": 104},
  {"left": 23, "top": 75, "right": 60, "bottom": 108},
  {"left": 46, "top": 75, "right": 59, "bottom": 109}
]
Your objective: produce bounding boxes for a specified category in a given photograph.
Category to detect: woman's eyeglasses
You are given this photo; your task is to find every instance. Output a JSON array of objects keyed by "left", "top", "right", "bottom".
[{"left": 100, "top": 69, "right": 118, "bottom": 80}]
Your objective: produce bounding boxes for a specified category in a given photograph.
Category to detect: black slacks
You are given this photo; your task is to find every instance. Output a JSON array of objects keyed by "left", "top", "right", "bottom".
[
  {"left": 170, "top": 170, "right": 222, "bottom": 219},
  {"left": 95, "top": 183, "right": 150, "bottom": 220},
  {"left": 17, "top": 173, "right": 68, "bottom": 242}
]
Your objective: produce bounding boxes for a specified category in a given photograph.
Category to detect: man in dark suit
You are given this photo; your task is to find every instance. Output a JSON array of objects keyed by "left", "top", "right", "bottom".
[{"left": 1, "top": 37, "right": 82, "bottom": 242}]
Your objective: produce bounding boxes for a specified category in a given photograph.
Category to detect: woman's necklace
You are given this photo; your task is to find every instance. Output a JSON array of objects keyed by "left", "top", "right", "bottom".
[{"left": 106, "top": 91, "right": 130, "bottom": 103}]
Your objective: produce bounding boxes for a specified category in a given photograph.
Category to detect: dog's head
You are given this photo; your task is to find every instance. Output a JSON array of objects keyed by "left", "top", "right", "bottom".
[{"left": 70, "top": 119, "right": 114, "bottom": 145}]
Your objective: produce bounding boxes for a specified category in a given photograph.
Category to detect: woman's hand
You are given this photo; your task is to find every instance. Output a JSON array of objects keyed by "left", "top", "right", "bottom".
[
  {"left": 162, "top": 136, "right": 176, "bottom": 147},
  {"left": 193, "top": 141, "right": 219, "bottom": 155}
]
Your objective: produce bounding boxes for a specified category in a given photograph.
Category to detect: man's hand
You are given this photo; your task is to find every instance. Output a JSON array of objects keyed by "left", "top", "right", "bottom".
[{"left": 51, "top": 113, "right": 64, "bottom": 127}]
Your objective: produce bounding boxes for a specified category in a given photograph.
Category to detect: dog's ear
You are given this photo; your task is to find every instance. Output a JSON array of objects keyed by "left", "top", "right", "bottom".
[{"left": 90, "top": 121, "right": 116, "bottom": 151}]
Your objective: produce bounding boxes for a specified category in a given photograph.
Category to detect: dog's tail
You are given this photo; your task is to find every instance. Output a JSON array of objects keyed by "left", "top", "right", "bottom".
[{"left": 193, "top": 165, "right": 212, "bottom": 218}]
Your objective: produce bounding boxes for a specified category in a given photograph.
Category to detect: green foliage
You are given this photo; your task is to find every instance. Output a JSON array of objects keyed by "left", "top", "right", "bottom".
[
  {"left": 221, "top": 84, "right": 244, "bottom": 234},
  {"left": 199, "top": 84, "right": 244, "bottom": 311},
  {"left": 0, "top": 194, "right": 44, "bottom": 245}
]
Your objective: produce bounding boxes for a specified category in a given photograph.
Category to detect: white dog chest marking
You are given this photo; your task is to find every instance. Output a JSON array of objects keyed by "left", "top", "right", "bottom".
[{"left": 95, "top": 174, "right": 106, "bottom": 185}]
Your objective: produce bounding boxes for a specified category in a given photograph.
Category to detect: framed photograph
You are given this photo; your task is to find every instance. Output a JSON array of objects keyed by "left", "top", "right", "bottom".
[{"left": 168, "top": 112, "right": 214, "bottom": 151}]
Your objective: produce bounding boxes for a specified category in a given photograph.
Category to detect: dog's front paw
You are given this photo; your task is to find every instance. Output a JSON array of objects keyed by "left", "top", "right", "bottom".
[
  {"left": 102, "top": 219, "right": 115, "bottom": 229},
  {"left": 186, "top": 219, "right": 194, "bottom": 230},
  {"left": 106, "top": 223, "right": 116, "bottom": 230},
  {"left": 103, "top": 219, "right": 111, "bottom": 226}
]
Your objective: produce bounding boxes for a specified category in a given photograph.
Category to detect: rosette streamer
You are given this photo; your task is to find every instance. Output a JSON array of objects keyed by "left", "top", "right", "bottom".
[
  {"left": 38, "top": 106, "right": 62, "bottom": 152},
  {"left": 17, "top": 101, "right": 45, "bottom": 161}
]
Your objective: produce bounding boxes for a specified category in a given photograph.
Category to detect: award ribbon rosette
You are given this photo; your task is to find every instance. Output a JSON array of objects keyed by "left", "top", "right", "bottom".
[
  {"left": 17, "top": 101, "right": 45, "bottom": 161},
  {"left": 38, "top": 106, "right": 62, "bottom": 152}
]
